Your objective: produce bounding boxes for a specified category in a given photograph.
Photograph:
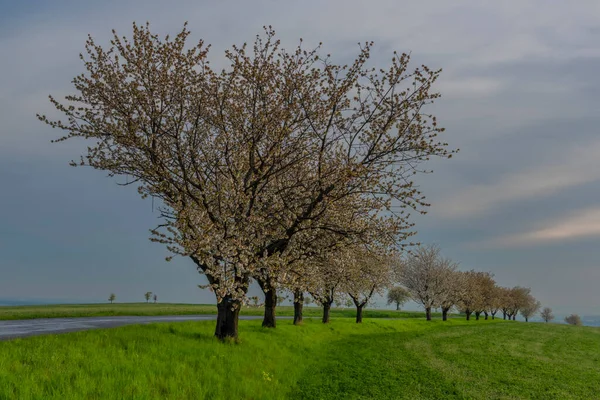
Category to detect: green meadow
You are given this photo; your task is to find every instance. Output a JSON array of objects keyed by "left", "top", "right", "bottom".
[
  {"left": 0, "top": 316, "right": 598, "bottom": 399},
  {"left": 0, "top": 302, "right": 430, "bottom": 320}
]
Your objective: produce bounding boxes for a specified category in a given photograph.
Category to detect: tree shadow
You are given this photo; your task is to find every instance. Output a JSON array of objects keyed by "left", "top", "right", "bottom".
[
  {"left": 291, "top": 329, "right": 465, "bottom": 400},
  {"left": 162, "top": 324, "right": 216, "bottom": 342}
]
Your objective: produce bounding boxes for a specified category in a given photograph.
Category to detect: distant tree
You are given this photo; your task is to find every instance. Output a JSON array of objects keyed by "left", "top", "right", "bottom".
[
  {"left": 487, "top": 285, "right": 504, "bottom": 320},
  {"left": 437, "top": 270, "right": 466, "bottom": 321},
  {"left": 540, "top": 307, "right": 554, "bottom": 323},
  {"left": 308, "top": 252, "right": 348, "bottom": 324},
  {"left": 345, "top": 246, "right": 393, "bottom": 323},
  {"left": 455, "top": 271, "right": 477, "bottom": 321},
  {"left": 504, "top": 286, "right": 531, "bottom": 321},
  {"left": 144, "top": 291, "right": 153, "bottom": 303},
  {"left": 303, "top": 296, "right": 312, "bottom": 306},
  {"left": 108, "top": 293, "right": 116, "bottom": 304},
  {"left": 498, "top": 286, "right": 511, "bottom": 320},
  {"left": 396, "top": 244, "right": 458, "bottom": 321},
  {"left": 471, "top": 271, "right": 496, "bottom": 320},
  {"left": 387, "top": 286, "right": 411, "bottom": 311},
  {"left": 520, "top": 298, "right": 541, "bottom": 322},
  {"left": 153, "top": 294, "right": 158, "bottom": 303},
  {"left": 564, "top": 314, "right": 582, "bottom": 326},
  {"left": 455, "top": 270, "right": 494, "bottom": 321}
]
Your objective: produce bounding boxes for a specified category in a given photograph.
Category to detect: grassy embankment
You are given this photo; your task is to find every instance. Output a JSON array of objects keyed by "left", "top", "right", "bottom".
[
  {"left": 0, "top": 302, "right": 433, "bottom": 320},
  {"left": 0, "top": 317, "right": 598, "bottom": 399}
]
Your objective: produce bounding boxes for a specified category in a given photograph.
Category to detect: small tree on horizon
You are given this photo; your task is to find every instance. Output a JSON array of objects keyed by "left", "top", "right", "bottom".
[
  {"left": 386, "top": 286, "right": 411, "bottom": 311},
  {"left": 108, "top": 293, "right": 116, "bottom": 304},
  {"left": 153, "top": 294, "right": 158, "bottom": 303},
  {"left": 520, "top": 298, "right": 541, "bottom": 322},
  {"left": 564, "top": 314, "right": 582, "bottom": 326},
  {"left": 540, "top": 307, "right": 554, "bottom": 323},
  {"left": 145, "top": 291, "right": 153, "bottom": 303}
]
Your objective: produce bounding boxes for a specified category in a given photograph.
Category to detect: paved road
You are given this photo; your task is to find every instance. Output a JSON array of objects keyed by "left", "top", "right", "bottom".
[{"left": 0, "top": 315, "right": 264, "bottom": 341}]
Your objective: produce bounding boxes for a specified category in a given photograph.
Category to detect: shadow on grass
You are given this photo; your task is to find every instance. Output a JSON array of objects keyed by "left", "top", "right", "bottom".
[
  {"left": 163, "top": 324, "right": 216, "bottom": 342},
  {"left": 291, "top": 325, "right": 464, "bottom": 400}
]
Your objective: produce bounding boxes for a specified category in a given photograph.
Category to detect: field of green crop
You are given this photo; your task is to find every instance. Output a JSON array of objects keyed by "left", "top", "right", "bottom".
[
  {"left": 0, "top": 317, "right": 598, "bottom": 399},
  {"left": 0, "top": 302, "right": 432, "bottom": 320}
]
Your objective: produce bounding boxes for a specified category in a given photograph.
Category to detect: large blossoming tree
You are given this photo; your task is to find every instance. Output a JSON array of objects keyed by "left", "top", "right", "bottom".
[{"left": 38, "top": 22, "right": 454, "bottom": 339}]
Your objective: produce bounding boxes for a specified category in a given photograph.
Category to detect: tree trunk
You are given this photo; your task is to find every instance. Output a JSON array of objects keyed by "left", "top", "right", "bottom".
[
  {"left": 466, "top": 310, "right": 472, "bottom": 321},
  {"left": 293, "top": 289, "right": 304, "bottom": 325},
  {"left": 396, "top": 302, "right": 400, "bottom": 311},
  {"left": 356, "top": 304, "right": 364, "bottom": 323},
  {"left": 191, "top": 257, "right": 249, "bottom": 340},
  {"left": 256, "top": 277, "right": 277, "bottom": 328},
  {"left": 512, "top": 314, "right": 516, "bottom": 321},
  {"left": 484, "top": 311, "right": 489, "bottom": 320},
  {"left": 502, "top": 311, "right": 506, "bottom": 320},
  {"left": 425, "top": 307, "right": 432, "bottom": 321},
  {"left": 322, "top": 302, "right": 332, "bottom": 323},
  {"left": 215, "top": 296, "right": 240, "bottom": 340},
  {"left": 491, "top": 311, "right": 496, "bottom": 320},
  {"left": 442, "top": 307, "right": 449, "bottom": 321},
  {"left": 475, "top": 311, "right": 481, "bottom": 320},
  {"left": 525, "top": 317, "right": 529, "bottom": 322},
  {"left": 262, "top": 287, "right": 277, "bottom": 328}
]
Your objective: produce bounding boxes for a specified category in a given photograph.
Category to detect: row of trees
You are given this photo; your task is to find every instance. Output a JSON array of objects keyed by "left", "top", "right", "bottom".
[
  {"left": 40, "top": 23, "right": 455, "bottom": 339},
  {"left": 394, "top": 244, "right": 544, "bottom": 322}
]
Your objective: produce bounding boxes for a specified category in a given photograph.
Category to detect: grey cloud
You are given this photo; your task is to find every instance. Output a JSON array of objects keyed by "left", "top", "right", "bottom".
[{"left": 1, "top": 0, "right": 600, "bottom": 314}]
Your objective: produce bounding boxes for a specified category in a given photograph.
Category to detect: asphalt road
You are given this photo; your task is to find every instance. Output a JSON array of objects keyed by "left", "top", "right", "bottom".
[{"left": 0, "top": 315, "right": 264, "bottom": 341}]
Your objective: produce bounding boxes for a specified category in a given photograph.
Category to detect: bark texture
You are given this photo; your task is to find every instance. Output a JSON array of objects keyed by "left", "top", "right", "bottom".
[
  {"left": 257, "top": 278, "right": 277, "bottom": 328},
  {"left": 322, "top": 302, "right": 332, "bottom": 323},
  {"left": 442, "top": 307, "right": 450, "bottom": 321},
  {"left": 356, "top": 305, "right": 364, "bottom": 323},
  {"left": 215, "top": 296, "right": 240, "bottom": 340},
  {"left": 293, "top": 290, "right": 304, "bottom": 325}
]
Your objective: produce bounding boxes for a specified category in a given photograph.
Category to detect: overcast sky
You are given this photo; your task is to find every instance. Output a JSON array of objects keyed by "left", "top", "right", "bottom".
[{"left": 1, "top": 0, "right": 599, "bottom": 316}]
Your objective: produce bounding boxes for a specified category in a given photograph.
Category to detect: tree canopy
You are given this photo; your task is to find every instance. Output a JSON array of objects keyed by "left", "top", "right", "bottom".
[{"left": 38, "top": 22, "right": 454, "bottom": 338}]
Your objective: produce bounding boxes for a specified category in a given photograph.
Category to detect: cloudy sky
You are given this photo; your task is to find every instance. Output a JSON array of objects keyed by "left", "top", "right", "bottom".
[{"left": 1, "top": 0, "right": 599, "bottom": 316}]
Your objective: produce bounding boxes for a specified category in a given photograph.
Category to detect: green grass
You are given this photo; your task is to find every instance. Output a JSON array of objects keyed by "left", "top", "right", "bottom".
[
  {"left": 0, "top": 318, "right": 598, "bottom": 399},
  {"left": 0, "top": 302, "right": 432, "bottom": 320}
]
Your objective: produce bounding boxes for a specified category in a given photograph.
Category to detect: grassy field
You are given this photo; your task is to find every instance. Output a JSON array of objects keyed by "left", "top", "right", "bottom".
[
  {"left": 0, "top": 317, "right": 598, "bottom": 399},
  {"left": 0, "top": 302, "right": 433, "bottom": 320}
]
